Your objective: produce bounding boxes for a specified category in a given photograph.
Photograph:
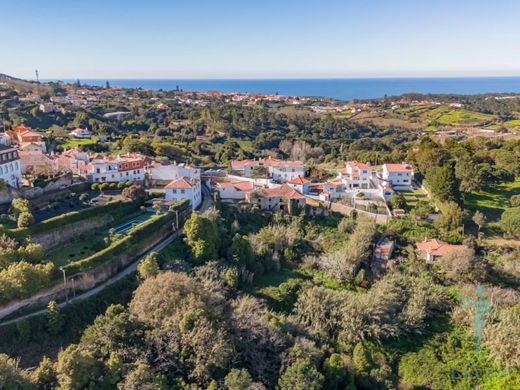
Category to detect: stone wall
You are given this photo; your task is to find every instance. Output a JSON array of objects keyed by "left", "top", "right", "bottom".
[
  {"left": 0, "top": 222, "right": 175, "bottom": 321},
  {"left": 31, "top": 214, "right": 114, "bottom": 250}
]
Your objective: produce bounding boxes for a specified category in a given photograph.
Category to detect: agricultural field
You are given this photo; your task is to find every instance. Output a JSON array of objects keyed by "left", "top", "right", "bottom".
[{"left": 464, "top": 177, "right": 520, "bottom": 221}]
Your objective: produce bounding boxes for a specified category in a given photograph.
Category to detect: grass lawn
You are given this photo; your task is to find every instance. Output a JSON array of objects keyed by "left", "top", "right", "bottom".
[
  {"left": 465, "top": 177, "right": 520, "bottom": 221},
  {"left": 62, "top": 137, "right": 97, "bottom": 149},
  {"left": 47, "top": 232, "right": 106, "bottom": 267},
  {"left": 398, "top": 188, "right": 429, "bottom": 209}
]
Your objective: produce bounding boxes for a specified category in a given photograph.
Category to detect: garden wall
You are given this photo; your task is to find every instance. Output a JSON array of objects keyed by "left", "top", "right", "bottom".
[
  {"left": 0, "top": 200, "right": 191, "bottom": 321},
  {"left": 11, "top": 200, "right": 140, "bottom": 249}
]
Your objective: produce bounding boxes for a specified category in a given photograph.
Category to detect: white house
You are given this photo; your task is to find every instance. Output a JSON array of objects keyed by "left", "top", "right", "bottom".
[
  {"left": 148, "top": 161, "right": 200, "bottom": 184},
  {"left": 231, "top": 157, "right": 305, "bottom": 182},
  {"left": 338, "top": 161, "right": 372, "bottom": 190},
  {"left": 382, "top": 163, "right": 414, "bottom": 190},
  {"left": 70, "top": 128, "right": 92, "bottom": 139},
  {"left": 287, "top": 176, "right": 311, "bottom": 194},
  {"left": 164, "top": 177, "right": 202, "bottom": 209},
  {"left": 0, "top": 144, "right": 22, "bottom": 188},
  {"left": 80, "top": 154, "right": 147, "bottom": 183},
  {"left": 213, "top": 179, "right": 254, "bottom": 200},
  {"left": 231, "top": 159, "right": 259, "bottom": 177}
]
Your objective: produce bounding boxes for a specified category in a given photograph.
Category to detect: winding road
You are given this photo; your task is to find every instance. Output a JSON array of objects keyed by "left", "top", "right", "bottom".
[{"left": 0, "top": 184, "right": 213, "bottom": 326}]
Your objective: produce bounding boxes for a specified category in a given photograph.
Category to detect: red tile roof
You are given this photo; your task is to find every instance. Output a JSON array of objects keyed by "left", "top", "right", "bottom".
[
  {"left": 416, "top": 239, "right": 464, "bottom": 257},
  {"left": 166, "top": 177, "right": 194, "bottom": 190},
  {"left": 254, "top": 184, "right": 305, "bottom": 200},
  {"left": 347, "top": 161, "right": 371, "bottom": 170},
  {"left": 384, "top": 163, "right": 413, "bottom": 172},
  {"left": 288, "top": 176, "right": 310, "bottom": 185}
]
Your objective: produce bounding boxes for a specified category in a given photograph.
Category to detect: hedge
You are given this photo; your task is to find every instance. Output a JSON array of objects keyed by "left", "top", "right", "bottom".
[
  {"left": 63, "top": 200, "right": 190, "bottom": 274},
  {"left": 11, "top": 200, "right": 141, "bottom": 238}
]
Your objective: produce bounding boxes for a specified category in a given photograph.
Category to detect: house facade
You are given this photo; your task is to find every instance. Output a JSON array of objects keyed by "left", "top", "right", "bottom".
[
  {"left": 164, "top": 177, "right": 202, "bottom": 209},
  {"left": 148, "top": 161, "right": 200, "bottom": 184},
  {"left": 79, "top": 154, "right": 147, "bottom": 183},
  {"left": 0, "top": 144, "right": 22, "bottom": 188},
  {"left": 214, "top": 179, "right": 254, "bottom": 200},
  {"left": 245, "top": 184, "right": 306, "bottom": 213},
  {"left": 70, "top": 128, "right": 92, "bottom": 139},
  {"left": 231, "top": 157, "right": 305, "bottom": 182},
  {"left": 338, "top": 161, "right": 372, "bottom": 190},
  {"left": 382, "top": 163, "right": 414, "bottom": 189}
]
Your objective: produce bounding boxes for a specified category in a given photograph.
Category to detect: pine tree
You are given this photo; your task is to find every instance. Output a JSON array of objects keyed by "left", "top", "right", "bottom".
[{"left": 47, "top": 300, "right": 64, "bottom": 335}]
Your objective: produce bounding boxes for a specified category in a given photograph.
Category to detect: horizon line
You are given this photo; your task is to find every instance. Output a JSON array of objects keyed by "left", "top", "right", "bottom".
[{"left": 36, "top": 74, "right": 520, "bottom": 81}]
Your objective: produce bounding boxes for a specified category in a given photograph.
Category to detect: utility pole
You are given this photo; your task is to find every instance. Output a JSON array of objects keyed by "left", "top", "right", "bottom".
[{"left": 59, "top": 267, "right": 68, "bottom": 303}]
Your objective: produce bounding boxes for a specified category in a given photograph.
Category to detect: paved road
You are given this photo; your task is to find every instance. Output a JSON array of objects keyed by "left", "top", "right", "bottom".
[{"left": 0, "top": 186, "right": 214, "bottom": 326}]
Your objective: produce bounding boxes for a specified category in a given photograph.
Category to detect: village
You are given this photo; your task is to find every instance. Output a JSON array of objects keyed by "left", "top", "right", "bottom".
[{"left": 0, "top": 121, "right": 467, "bottom": 274}]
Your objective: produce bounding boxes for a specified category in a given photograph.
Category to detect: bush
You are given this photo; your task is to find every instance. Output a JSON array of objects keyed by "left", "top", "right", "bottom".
[
  {"left": 500, "top": 207, "right": 520, "bottom": 238},
  {"left": 388, "top": 194, "right": 406, "bottom": 210},
  {"left": 0, "top": 261, "right": 54, "bottom": 304},
  {"left": 510, "top": 194, "right": 520, "bottom": 207}
]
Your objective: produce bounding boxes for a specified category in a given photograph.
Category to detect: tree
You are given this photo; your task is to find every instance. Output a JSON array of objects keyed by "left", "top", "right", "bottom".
[
  {"left": 55, "top": 344, "right": 103, "bottom": 390},
  {"left": 278, "top": 359, "right": 324, "bottom": 390},
  {"left": 17, "top": 211, "right": 35, "bottom": 228},
  {"left": 137, "top": 252, "right": 160, "bottom": 279},
  {"left": 437, "top": 247, "right": 477, "bottom": 282},
  {"left": 118, "top": 362, "right": 157, "bottom": 390},
  {"left": 0, "top": 354, "right": 33, "bottom": 389},
  {"left": 183, "top": 211, "right": 220, "bottom": 263},
  {"left": 32, "top": 356, "right": 58, "bottom": 390},
  {"left": 500, "top": 207, "right": 520, "bottom": 238},
  {"left": 229, "top": 234, "right": 254, "bottom": 269},
  {"left": 122, "top": 184, "right": 146, "bottom": 202},
  {"left": 47, "top": 300, "right": 64, "bottom": 335},
  {"left": 435, "top": 201, "right": 463, "bottom": 232},
  {"left": 323, "top": 353, "right": 354, "bottom": 390},
  {"left": 484, "top": 306, "right": 520, "bottom": 370},
  {"left": 425, "top": 163, "right": 461, "bottom": 204},
  {"left": 224, "top": 368, "right": 253, "bottom": 390},
  {"left": 472, "top": 210, "right": 487, "bottom": 233}
]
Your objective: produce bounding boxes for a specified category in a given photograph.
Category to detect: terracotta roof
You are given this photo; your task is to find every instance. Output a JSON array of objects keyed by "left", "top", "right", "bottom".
[
  {"left": 166, "top": 177, "right": 195, "bottom": 190},
  {"left": 288, "top": 176, "right": 310, "bottom": 185},
  {"left": 347, "top": 161, "right": 371, "bottom": 170},
  {"left": 416, "top": 239, "right": 465, "bottom": 257},
  {"left": 254, "top": 184, "right": 305, "bottom": 200},
  {"left": 384, "top": 163, "right": 413, "bottom": 172},
  {"left": 215, "top": 180, "right": 254, "bottom": 192},
  {"left": 232, "top": 159, "right": 258, "bottom": 167},
  {"left": 326, "top": 180, "right": 343, "bottom": 187}
]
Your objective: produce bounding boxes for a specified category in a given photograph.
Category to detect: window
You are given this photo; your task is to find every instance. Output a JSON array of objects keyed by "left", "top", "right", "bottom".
[{"left": 172, "top": 189, "right": 177, "bottom": 194}]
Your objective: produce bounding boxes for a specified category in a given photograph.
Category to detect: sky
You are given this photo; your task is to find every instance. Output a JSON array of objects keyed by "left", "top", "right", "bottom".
[{"left": 2, "top": 0, "right": 520, "bottom": 79}]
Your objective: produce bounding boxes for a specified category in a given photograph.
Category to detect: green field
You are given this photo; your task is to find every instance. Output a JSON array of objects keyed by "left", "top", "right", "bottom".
[
  {"left": 465, "top": 178, "right": 520, "bottom": 221},
  {"left": 62, "top": 137, "right": 97, "bottom": 149}
]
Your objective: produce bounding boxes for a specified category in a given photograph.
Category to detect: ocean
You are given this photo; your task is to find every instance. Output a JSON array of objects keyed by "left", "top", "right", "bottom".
[{"left": 46, "top": 77, "right": 520, "bottom": 101}]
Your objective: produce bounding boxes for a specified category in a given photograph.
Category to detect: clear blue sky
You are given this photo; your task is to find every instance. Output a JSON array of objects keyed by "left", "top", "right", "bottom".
[{"left": 3, "top": 0, "right": 520, "bottom": 79}]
